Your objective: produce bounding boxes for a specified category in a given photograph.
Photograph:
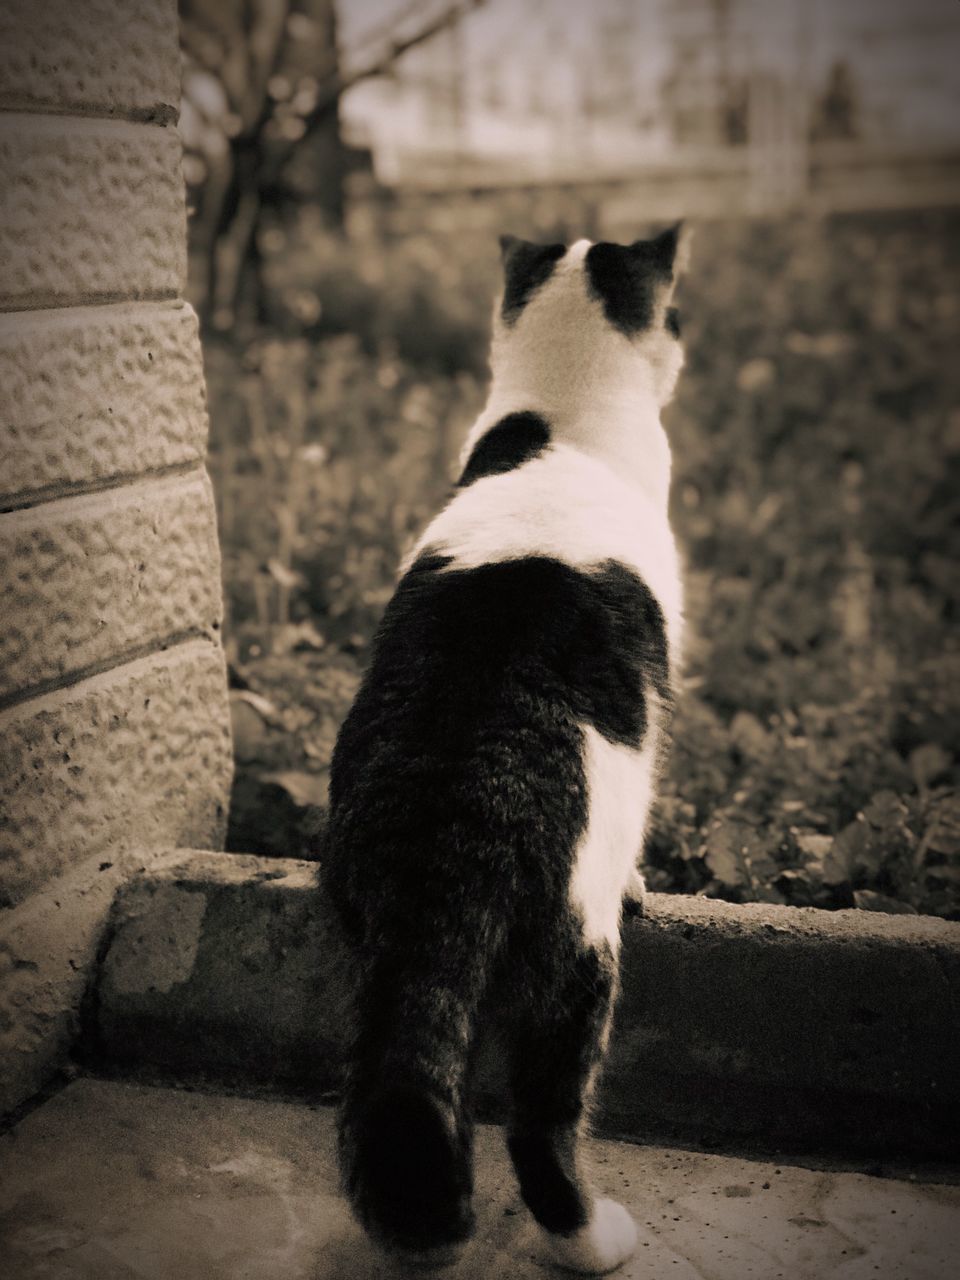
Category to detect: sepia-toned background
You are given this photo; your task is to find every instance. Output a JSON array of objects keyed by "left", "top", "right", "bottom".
[
  {"left": 2, "top": 5, "right": 960, "bottom": 1270},
  {"left": 182, "top": 0, "right": 960, "bottom": 920}
]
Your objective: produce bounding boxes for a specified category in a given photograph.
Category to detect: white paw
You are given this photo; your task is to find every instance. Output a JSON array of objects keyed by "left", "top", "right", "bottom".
[{"left": 539, "top": 1198, "right": 638, "bottom": 1275}]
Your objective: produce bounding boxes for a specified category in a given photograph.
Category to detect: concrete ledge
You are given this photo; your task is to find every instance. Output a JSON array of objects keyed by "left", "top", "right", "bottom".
[
  {"left": 0, "top": 846, "right": 186, "bottom": 1116},
  {"left": 93, "top": 851, "right": 960, "bottom": 1161},
  {"left": 606, "top": 894, "right": 960, "bottom": 1159},
  {"left": 95, "top": 853, "right": 340, "bottom": 1091},
  {"left": 0, "top": 471, "right": 222, "bottom": 699},
  {"left": 0, "top": 302, "right": 208, "bottom": 508},
  {"left": 0, "top": 644, "right": 232, "bottom": 907}
]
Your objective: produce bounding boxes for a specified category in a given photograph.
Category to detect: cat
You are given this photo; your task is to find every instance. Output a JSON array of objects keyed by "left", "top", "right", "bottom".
[{"left": 320, "top": 225, "right": 687, "bottom": 1274}]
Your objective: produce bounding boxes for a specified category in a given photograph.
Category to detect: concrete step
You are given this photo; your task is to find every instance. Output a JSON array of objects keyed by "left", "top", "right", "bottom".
[
  {"left": 87, "top": 850, "right": 960, "bottom": 1164},
  {"left": 1, "top": 1077, "right": 958, "bottom": 1280}
]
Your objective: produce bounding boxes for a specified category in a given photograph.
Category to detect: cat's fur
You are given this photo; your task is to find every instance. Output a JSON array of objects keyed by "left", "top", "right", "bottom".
[{"left": 320, "top": 226, "right": 687, "bottom": 1274}]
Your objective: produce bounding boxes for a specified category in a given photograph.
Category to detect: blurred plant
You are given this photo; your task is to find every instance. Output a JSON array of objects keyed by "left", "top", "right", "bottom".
[
  {"left": 206, "top": 205, "right": 959, "bottom": 916},
  {"left": 179, "top": 0, "right": 488, "bottom": 328},
  {"left": 206, "top": 320, "right": 484, "bottom": 662},
  {"left": 260, "top": 212, "right": 495, "bottom": 375}
]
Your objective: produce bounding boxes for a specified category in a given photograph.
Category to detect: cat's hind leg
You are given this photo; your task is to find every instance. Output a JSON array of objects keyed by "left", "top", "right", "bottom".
[{"left": 505, "top": 944, "right": 637, "bottom": 1275}]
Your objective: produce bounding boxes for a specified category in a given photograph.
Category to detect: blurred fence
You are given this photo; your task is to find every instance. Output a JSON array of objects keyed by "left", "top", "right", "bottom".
[{"left": 346, "top": 139, "right": 960, "bottom": 242}]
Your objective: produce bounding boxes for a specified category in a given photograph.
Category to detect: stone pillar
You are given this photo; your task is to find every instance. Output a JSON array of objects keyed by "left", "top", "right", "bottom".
[{"left": 0, "top": 0, "right": 233, "bottom": 1114}]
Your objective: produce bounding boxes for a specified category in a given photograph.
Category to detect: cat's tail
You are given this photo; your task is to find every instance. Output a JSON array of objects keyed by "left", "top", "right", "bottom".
[{"left": 337, "top": 940, "right": 490, "bottom": 1263}]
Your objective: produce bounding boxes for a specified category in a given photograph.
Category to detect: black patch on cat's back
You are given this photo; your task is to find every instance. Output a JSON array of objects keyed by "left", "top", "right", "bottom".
[
  {"left": 501, "top": 239, "right": 566, "bottom": 325},
  {"left": 344, "top": 553, "right": 669, "bottom": 756},
  {"left": 585, "top": 240, "right": 673, "bottom": 337},
  {"left": 457, "top": 412, "right": 551, "bottom": 487},
  {"left": 665, "top": 306, "right": 681, "bottom": 339},
  {"left": 326, "top": 552, "right": 670, "bottom": 975}
]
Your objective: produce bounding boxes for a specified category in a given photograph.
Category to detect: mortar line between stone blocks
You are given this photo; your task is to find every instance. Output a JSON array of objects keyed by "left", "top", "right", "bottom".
[
  {"left": 0, "top": 110, "right": 180, "bottom": 142},
  {"left": 0, "top": 97, "right": 179, "bottom": 128},
  {"left": 0, "top": 632, "right": 224, "bottom": 721},
  {"left": 0, "top": 296, "right": 192, "bottom": 334},
  {"left": 0, "top": 459, "right": 209, "bottom": 517},
  {"left": 0, "top": 288, "right": 181, "bottom": 317}
]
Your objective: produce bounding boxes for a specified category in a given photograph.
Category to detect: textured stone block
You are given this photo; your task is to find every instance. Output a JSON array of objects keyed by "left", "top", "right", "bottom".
[
  {"left": 1, "top": 471, "right": 223, "bottom": 701},
  {"left": 0, "top": 642, "right": 232, "bottom": 908},
  {"left": 0, "top": 302, "right": 208, "bottom": 507},
  {"left": 0, "top": 115, "right": 185, "bottom": 308},
  {"left": 0, "top": 0, "right": 179, "bottom": 120},
  {"left": 0, "top": 0, "right": 229, "bottom": 1121}
]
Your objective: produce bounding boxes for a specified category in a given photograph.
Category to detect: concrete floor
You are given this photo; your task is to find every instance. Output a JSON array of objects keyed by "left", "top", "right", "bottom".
[{"left": 1, "top": 1080, "right": 958, "bottom": 1280}]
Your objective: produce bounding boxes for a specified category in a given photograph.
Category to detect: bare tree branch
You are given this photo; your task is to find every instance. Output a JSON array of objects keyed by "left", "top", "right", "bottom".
[{"left": 272, "top": 0, "right": 487, "bottom": 169}]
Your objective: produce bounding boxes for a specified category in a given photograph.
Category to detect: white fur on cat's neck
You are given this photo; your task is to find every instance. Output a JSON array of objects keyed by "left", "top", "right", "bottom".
[
  {"left": 462, "top": 239, "right": 681, "bottom": 512},
  {"left": 409, "top": 235, "right": 686, "bottom": 663}
]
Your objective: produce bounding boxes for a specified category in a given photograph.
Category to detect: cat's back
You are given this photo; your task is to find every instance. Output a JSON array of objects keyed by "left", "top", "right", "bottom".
[
  {"left": 412, "top": 432, "right": 683, "bottom": 650},
  {"left": 327, "top": 480, "right": 669, "bottom": 901}
]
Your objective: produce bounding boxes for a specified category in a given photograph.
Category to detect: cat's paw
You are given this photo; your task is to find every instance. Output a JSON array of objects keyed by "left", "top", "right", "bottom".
[{"left": 538, "top": 1198, "right": 637, "bottom": 1275}]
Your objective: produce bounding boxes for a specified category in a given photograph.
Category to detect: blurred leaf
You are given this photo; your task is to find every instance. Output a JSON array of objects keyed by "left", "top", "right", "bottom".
[
  {"left": 704, "top": 818, "right": 776, "bottom": 890},
  {"left": 823, "top": 820, "right": 874, "bottom": 885},
  {"left": 266, "top": 558, "right": 307, "bottom": 590},
  {"left": 853, "top": 890, "right": 918, "bottom": 915},
  {"left": 785, "top": 331, "right": 855, "bottom": 358},
  {"left": 861, "top": 790, "right": 909, "bottom": 830},
  {"left": 261, "top": 769, "right": 329, "bottom": 810},
  {"left": 729, "top": 711, "right": 770, "bottom": 761},
  {"left": 910, "top": 743, "right": 952, "bottom": 790},
  {"left": 925, "top": 793, "right": 960, "bottom": 856},
  {"left": 926, "top": 864, "right": 960, "bottom": 885},
  {"left": 704, "top": 821, "right": 748, "bottom": 888},
  {"left": 753, "top": 885, "right": 788, "bottom": 905},
  {"left": 229, "top": 697, "right": 273, "bottom": 763},
  {"left": 271, "top": 620, "right": 326, "bottom": 655},
  {"left": 795, "top": 832, "right": 832, "bottom": 863},
  {"left": 736, "top": 358, "right": 776, "bottom": 392},
  {"left": 232, "top": 689, "right": 278, "bottom": 719}
]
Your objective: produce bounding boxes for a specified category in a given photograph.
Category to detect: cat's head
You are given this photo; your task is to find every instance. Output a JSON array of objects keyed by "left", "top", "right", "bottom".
[{"left": 493, "top": 226, "right": 690, "bottom": 407}]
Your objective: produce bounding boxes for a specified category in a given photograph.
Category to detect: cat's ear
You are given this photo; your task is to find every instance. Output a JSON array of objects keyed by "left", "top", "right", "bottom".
[
  {"left": 499, "top": 233, "right": 521, "bottom": 261},
  {"left": 586, "top": 227, "right": 690, "bottom": 337},
  {"left": 638, "top": 221, "right": 692, "bottom": 279},
  {"left": 498, "top": 235, "right": 567, "bottom": 324}
]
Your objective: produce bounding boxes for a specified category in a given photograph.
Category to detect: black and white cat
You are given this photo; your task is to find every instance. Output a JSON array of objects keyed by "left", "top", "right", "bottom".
[{"left": 321, "top": 227, "right": 687, "bottom": 1274}]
